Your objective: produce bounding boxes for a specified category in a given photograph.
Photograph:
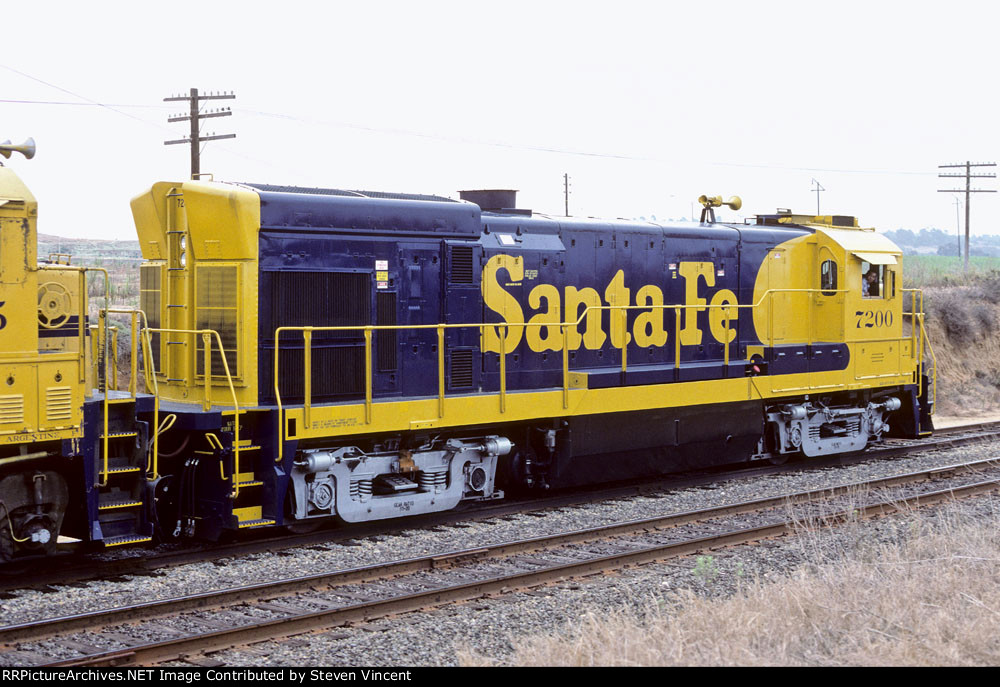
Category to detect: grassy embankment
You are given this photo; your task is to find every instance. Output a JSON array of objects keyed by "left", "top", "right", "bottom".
[
  {"left": 463, "top": 502, "right": 1000, "bottom": 666},
  {"left": 907, "top": 256, "right": 1000, "bottom": 415}
]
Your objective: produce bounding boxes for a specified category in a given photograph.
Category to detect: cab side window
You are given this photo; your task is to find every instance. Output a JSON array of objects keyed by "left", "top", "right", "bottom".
[
  {"left": 820, "top": 259, "right": 837, "bottom": 296},
  {"left": 862, "top": 262, "right": 884, "bottom": 299}
]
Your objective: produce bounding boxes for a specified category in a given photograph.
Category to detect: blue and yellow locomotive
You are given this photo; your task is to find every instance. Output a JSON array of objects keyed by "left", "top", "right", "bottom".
[{"left": 0, "top": 140, "right": 935, "bottom": 560}]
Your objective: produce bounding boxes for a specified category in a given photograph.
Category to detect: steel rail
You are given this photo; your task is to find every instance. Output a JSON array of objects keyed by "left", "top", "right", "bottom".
[
  {"left": 3, "top": 456, "right": 997, "bottom": 648},
  {"left": 38, "top": 476, "right": 1000, "bottom": 668},
  {"left": 2, "top": 422, "right": 998, "bottom": 593}
]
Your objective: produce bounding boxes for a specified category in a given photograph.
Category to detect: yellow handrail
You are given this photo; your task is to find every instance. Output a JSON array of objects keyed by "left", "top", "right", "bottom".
[
  {"left": 271, "top": 286, "right": 931, "bottom": 459},
  {"left": 87, "top": 267, "right": 111, "bottom": 488},
  {"left": 144, "top": 326, "right": 242, "bottom": 497},
  {"left": 919, "top": 313, "right": 937, "bottom": 413},
  {"left": 273, "top": 287, "right": 929, "bottom": 458},
  {"left": 103, "top": 308, "right": 160, "bottom": 479}
]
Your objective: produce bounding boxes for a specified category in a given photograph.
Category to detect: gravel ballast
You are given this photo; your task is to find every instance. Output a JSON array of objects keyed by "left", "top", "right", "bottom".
[{"left": 1, "top": 438, "right": 999, "bottom": 665}]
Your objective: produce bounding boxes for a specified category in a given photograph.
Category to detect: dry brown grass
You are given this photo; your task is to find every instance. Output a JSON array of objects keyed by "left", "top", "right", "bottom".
[
  {"left": 463, "top": 504, "right": 1000, "bottom": 666},
  {"left": 921, "top": 287, "right": 1000, "bottom": 415}
]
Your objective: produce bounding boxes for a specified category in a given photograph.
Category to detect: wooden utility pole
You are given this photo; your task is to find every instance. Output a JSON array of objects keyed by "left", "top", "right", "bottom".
[
  {"left": 564, "top": 173, "right": 571, "bottom": 216},
  {"left": 164, "top": 88, "right": 236, "bottom": 179},
  {"left": 811, "top": 178, "right": 825, "bottom": 215},
  {"left": 938, "top": 161, "right": 996, "bottom": 272}
]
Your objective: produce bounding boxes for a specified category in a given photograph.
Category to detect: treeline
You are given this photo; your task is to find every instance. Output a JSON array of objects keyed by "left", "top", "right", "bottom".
[{"left": 884, "top": 228, "right": 1000, "bottom": 257}]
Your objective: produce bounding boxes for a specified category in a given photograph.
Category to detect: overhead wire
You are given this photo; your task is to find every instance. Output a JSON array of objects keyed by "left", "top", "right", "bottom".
[{"left": 1, "top": 67, "right": 938, "bottom": 179}]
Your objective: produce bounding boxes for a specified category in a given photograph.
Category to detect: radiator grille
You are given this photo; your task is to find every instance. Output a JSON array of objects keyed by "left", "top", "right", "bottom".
[
  {"left": 45, "top": 386, "right": 73, "bottom": 425},
  {"left": 196, "top": 265, "right": 239, "bottom": 377},
  {"left": 267, "top": 345, "right": 366, "bottom": 402},
  {"left": 270, "top": 271, "right": 370, "bottom": 339},
  {"left": 266, "top": 271, "right": 373, "bottom": 402}
]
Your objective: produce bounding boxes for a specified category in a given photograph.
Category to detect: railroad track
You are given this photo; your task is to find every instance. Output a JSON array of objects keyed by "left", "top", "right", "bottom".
[
  {"left": 3, "top": 454, "right": 999, "bottom": 667},
  {"left": 2, "top": 419, "right": 998, "bottom": 593}
]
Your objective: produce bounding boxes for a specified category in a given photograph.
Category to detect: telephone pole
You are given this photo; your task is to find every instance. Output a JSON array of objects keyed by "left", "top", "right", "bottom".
[
  {"left": 811, "top": 178, "right": 825, "bottom": 215},
  {"left": 938, "top": 161, "right": 996, "bottom": 272},
  {"left": 164, "top": 88, "right": 236, "bottom": 179},
  {"left": 563, "top": 173, "right": 571, "bottom": 216}
]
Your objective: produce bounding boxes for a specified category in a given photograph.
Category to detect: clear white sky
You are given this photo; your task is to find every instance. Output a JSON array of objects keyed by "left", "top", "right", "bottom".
[{"left": 3, "top": 1, "right": 997, "bottom": 239}]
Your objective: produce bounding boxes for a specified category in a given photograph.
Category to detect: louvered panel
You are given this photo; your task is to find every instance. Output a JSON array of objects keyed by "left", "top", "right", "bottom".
[
  {"left": 45, "top": 386, "right": 73, "bottom": 424},
  {"left": 450, "top": 246, "right": 474, "bottom": 284},
  {"left": 449, "top": 349, "right": 474, "bottom": 389},
  {"left": 0, "top": 394, "right": 25, "bottom": 425}
]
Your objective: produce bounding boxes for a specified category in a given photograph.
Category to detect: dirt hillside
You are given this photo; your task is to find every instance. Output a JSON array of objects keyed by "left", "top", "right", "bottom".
[{"left": 921, "top": 281, "right": 1000, "bottom": 416}]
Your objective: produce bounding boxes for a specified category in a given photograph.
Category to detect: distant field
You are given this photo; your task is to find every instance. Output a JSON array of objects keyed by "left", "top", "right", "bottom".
[{"left": 902, "top": 255, "right": 1000, "bottom": 288}]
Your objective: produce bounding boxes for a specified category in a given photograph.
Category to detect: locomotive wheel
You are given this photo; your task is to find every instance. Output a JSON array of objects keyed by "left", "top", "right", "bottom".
[
  {"left": 284, "top": 520, "right": 324, "bottom": 534},
  {"left": 282, "top": 485, "right": 325, "bottom": 534},
  {"left": 0, "top": 471, "right": 68, "bottom": 561},
  {"left": 767, "top": 453, "right": 789, "bottom": 466}
]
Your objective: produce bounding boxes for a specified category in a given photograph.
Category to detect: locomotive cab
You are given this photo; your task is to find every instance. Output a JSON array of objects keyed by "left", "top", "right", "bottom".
[{"left": 751, "top": 212, "right": 929, "bottom": 457}]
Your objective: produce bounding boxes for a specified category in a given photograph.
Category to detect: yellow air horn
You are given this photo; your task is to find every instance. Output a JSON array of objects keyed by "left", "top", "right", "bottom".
[
  {"left": 698, "top": 194, "right": 742, "bottom": 211},
  {"left": 0, "top": 138, "right": 36, "bottom": 160},
  {"left": 697, "top": 194, "right": 742, "bottom": 223}
]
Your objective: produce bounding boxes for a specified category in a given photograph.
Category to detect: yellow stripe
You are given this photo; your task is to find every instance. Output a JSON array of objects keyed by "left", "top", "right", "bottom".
[{"left": 285, "top": 369, "right": 914, "bottom": 441}]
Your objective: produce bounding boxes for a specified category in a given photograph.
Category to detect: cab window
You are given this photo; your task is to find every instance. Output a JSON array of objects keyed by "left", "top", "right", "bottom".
[
  {"left": 862, "top": 261, "right": 884, "bottom": 299},
  {"left": 820, "top": 259, "right": 837, "bottom": 295}
]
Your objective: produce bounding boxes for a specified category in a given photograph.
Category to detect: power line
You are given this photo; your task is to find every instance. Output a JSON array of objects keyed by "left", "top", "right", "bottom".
[
  {"left": 1, "top": 64, "right": 154, "bottom": 126},
  {"left": 231, "top": 107, "right": 938, "bottom": 176},
  {"left": 0, "top": 98, "right": 170, "bottom": 108},
  {"left": 0, "top": 70, "right": 949, "bottom": 180}
]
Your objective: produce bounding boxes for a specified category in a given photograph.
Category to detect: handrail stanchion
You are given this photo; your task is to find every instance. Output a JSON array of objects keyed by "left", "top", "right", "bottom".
[
  {"left": 129, "top": 312, "right": 138, "bottom": 398},
  {"left": 620, "top": 307, "right": 627, "bottom": 374},
  {"left": 674, "top": 306, "right": 682, "bottom": 371},
  {"left": 499, "top": 324, "right": 507, "bottom": 414},
  {"left": 437, "top": 325, "right": 445, "bottom": 419},
  {"left": 724, "top": 307, "right": 730, "bottom": 368},
  {"left": 107, "top": 308, "right": 159, "bottom": 478},
  {"left": 99, "top": 309, "right": 109, "bottom": 487},
  {"left": 110, "top": 327, "right": 119, "bottom": 391},
  {"left": 562, "top": 325, "right": 570, "bottom": 409},
  {"left": 274, "top": 329, "right": 283, "bottom": 462},
  {"left": 206, "top": 330, "right": 240, "bottom": 498},
  {"left": 78, "top": 270, "right": 86, "bottom": 382},
  {"left": 142, "top": 327, "right": 161, "bottom": 479},
  {"left": 202, "top": 332, "right": 212, "bottom": 411},
  {"left": 921, "top": 313, "right": 937, "bottom": 412},
  {"left": 364, "top": 327, "right": 373, "bottom": 424},
  {"left": 303, "top": 328, "right": 312, "bottom": 429}
]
